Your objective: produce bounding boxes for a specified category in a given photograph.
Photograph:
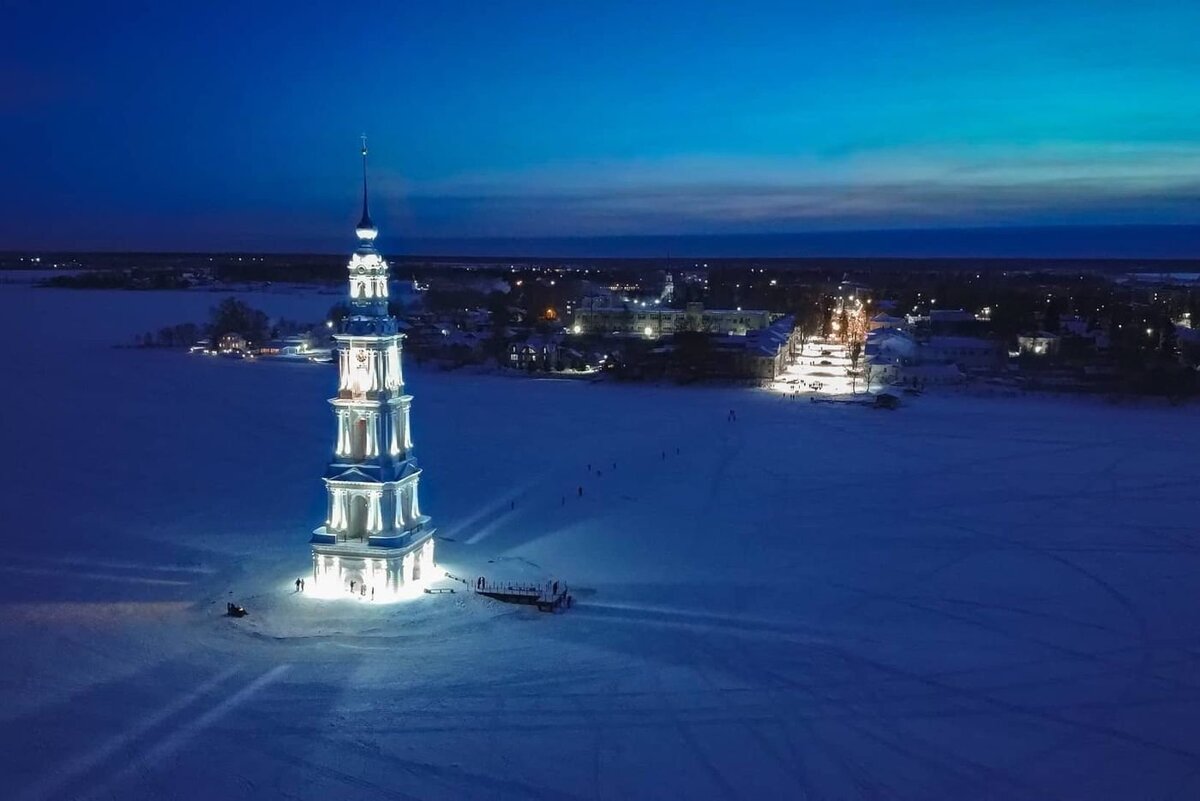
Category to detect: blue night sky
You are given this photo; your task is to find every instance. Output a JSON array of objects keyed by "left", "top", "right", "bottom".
[{"left": 3, "top": 1, "right": 1199, "bottom": 253}]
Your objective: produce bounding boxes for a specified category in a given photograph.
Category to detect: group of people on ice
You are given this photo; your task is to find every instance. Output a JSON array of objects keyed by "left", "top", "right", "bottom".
[{"left": 293, "top": 576, "right": 376, "bottom": 600}]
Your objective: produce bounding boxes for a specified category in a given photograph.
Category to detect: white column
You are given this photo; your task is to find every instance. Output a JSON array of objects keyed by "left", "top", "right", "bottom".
[
  {"left": 403, "top": 406, "right": 413, "bottom": 448},
  {"left": 329, "top": 489, "right": 344, "bottom": 529},
  {"left": 368, "top": 492, "right": 381, "bottom": 533},
  {"left": 387, "top": 345, "right": 401, "bottom": 390},
  {"left": 411, "top": 481, "right": 421, "bottom": 518}
]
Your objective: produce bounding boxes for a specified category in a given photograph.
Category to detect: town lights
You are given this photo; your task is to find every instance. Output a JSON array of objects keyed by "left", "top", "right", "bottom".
[
  {"left": 572, "top": 323, "right": 582, "bottom": 334},
  {"left": 643, "top": 326, "right": 653, "bottom": 337}
]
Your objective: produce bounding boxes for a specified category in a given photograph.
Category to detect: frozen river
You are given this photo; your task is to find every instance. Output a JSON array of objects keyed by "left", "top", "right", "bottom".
[{"left": 2, "top": 284, "right": 1200, "bottom": 800}]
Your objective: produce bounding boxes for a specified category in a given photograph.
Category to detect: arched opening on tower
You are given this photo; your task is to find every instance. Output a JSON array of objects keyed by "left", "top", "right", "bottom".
[
  {"left": 352, "top": 417, "right": 367, "bottom": 459},
  {"left": 346, "top": 494, "right": 369, "bottom": 541}
]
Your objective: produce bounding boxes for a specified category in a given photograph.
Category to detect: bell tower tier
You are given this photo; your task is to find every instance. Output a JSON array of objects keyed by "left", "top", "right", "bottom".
[{"left": 310, "top": 138, "right": 435, "bottom": 598}]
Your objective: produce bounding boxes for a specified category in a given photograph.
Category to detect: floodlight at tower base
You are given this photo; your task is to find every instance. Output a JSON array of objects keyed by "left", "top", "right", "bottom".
[{"left": 309, "top": 532, "right": 436, "bottom": 602}]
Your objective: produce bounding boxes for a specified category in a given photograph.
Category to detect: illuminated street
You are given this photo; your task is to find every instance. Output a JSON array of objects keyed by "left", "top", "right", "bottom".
[{"left": 771, "top": 340, "right": 863, "bottom": 397}]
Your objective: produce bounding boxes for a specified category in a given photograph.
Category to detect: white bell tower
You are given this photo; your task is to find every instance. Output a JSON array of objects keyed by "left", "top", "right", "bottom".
[{"left": 310, "top": 137, "right": 435, "bottom": 598}]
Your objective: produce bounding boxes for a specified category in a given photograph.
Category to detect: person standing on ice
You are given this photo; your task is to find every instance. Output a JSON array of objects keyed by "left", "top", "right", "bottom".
[
  {"left": 300, "top": 578, "right": 305, "bottom": 592},
  {"left": 295, "top": 578, "right": 301, "bottom": 592},
  {"left": 350, "top": 580, "right": 356, "bottom": 593}
]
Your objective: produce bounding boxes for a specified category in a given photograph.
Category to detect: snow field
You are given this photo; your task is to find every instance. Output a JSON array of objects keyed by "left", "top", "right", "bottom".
[{"left": 2, "top": 284, "right": 1200, "bottom": 799}]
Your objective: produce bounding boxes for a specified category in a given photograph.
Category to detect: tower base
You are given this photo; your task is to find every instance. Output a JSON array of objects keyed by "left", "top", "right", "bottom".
[{"left": 310, "top": 529, "right": 435, "bottom": 600}]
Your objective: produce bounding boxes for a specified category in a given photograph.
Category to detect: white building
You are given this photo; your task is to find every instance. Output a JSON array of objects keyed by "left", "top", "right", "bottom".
[
  {"left": 309, "top": 141, "right": 435, "bottom": 598},
  {"left": 573, "top": 300, "right": 773, "bottom": 337},
  {"left": 864, "top": 330, "right": 1002, "bottom": 385},
  {"left": 868, "top": 313, "right": 906, "bottom": 332},
  {"left": 1018, "top": 333, "right": 1061, "bottom": 356},
  {"left": 924, "top": 336, "right": 1005, "bottom": 370}
]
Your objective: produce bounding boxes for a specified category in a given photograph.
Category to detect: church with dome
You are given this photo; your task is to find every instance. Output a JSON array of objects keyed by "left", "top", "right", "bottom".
[{"left": 309, "top": 139, "right": 435, "bottom": 598}]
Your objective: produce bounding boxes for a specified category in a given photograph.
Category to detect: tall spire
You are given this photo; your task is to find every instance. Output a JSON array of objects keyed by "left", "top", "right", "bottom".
[{"left": 356, "top": 134, "right": 378, "bottom": 242}]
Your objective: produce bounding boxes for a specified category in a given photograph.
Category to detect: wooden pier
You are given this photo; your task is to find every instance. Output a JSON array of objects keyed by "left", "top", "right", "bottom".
[{"left": 472, "top": 577, "right": 571, "bottom": 612}]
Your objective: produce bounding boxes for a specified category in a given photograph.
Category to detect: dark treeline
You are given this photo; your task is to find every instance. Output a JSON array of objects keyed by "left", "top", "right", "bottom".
[
  {"left": 134, "top": 298, "right": 313, "bottom": 349},
  {"left": 21, "top": 250, "right": 1200, "bottom": 284}
]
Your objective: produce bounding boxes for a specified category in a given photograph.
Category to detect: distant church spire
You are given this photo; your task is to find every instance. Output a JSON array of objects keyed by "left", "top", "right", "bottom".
[{"left": 356, "top": 134, "right": 378, "bottom": 242}]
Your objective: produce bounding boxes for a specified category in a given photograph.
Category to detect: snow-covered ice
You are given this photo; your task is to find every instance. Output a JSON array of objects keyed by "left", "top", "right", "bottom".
[{"left": 3, "top": 284, "right": 1200, "bottom": 800}]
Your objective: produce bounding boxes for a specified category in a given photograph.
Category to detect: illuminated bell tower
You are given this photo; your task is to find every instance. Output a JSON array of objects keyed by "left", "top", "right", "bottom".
[{"left": 310, "top": 137, "right": 435, "bottom": 597}]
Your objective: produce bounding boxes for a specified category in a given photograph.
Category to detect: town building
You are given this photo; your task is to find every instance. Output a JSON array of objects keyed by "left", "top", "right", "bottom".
[
  {"left": 309, "top": 141, "right": 435, "bottom": 599},
  {"left": 736, "top": 315, "right": 802, "bottom": 379},
  {"left": 218, "top": 333, "right": 247, "bottom": 353},
  {"left": 924, "top": 336, "right": 1006, "bottom": 370},
  {"left": 864, "top": 329, "right": 1005, "bottom": 385},
  {"left": 572, "top": 300, "right": 774, "bottom": 337},
  {"left": 868, "top": 313, "right": 906, "bottom": 332},
  {"left": 1018, "top": 333, "right": 1062, "bottom": 356},
  {"left": 257, "top": 334, "right": 312, "bottom": 357}
]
